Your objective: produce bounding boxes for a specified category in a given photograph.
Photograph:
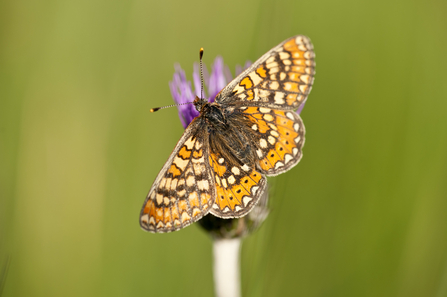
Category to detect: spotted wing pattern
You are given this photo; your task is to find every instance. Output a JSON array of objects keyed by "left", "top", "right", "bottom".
[
  {"left": 215, "top": 35, "right": 315, "bottom": 110},
  {"left": 240, "top": 106, "right": 305, "bottom": 176},
  {"left": 208, "top": 152, "right": 266, "bottom": 218},
  {"left": 140, "top": 119, "right": 215, "bottom": 233},
  {"left": 141, "top": 35, "right": 314, "bottom": 233}
]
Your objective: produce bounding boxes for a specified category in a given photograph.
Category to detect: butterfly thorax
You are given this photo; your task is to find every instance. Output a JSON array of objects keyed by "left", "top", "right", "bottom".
[{"left": 203, "top": 104, "right": 260, "bottom": 171}]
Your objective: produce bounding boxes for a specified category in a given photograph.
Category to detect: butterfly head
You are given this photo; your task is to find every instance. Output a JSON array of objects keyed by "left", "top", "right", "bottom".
[{"left": 193, "top": 95, "right": 209, "bottom": 113}]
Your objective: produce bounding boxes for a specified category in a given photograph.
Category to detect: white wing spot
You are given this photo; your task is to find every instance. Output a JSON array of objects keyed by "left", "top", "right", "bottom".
[
  {"left": 268, "top": 135, "right": 276, "bottom": 145},
  {"left": 249, "top": 72, "right": 262, "bottom": 86},
  {"left": 268, "top": 123, "right": 278, "bottom": 131},
  {"left": 228, "top": 175, "right": 236, "bottom": 185},
  {"left": 266, "top": 56, "right": 276, "bottom": 64},
  {"left": 293, "top": 123, "right": 299, "bottom": 132},
  {"left": 173, "top": 156, "right": 188, "bottom": 171},
  {"left": 279, "top": 52, "right": 290, "bottom": 59},
  {"left": 184, "top": 137, "right": 195, "bottom": 150},
  {"left": 197, "top": 180, "right": 209, "bottom": 190},
  {"left": 300, "top": 74, "right": 310, "bottom": 84},
  {"left": 218, "top": 158, "right": 225, "bottom": 164},
  {"left": 275, "top": 161, "right": 284, "bottom": 169},
  {"left": 269, "top": 67, "right": 279, "bottom": 74},
  {"left": 260, "top": 138, "right": 268, "bottom": 148},
  {"left": 156, "top": 193, "right": 163, "bottom": 205},
  {"left": 252, "top": 124, "right": 258, "bottom": 131},
  {"left": 259, "top": 107, "right": 271, "bottom": 113},
  {"left": 231, "top": 167, "right": 240, "bottom": 175},
  {"left": 243, "top": 196, "right": 252, "bottom": 206},
  {"left": 267, "top": 62, "right": 278, "bottom": 69},
  {"left": 141, "top": 214, "right": 149, "bottom": 224},
  {"left": 292, "top": 148, "right": 299, "bottom": 156},
  {"left": 251, "top": 186, "right": 259, "bottom": 195},
  {"left": 274, "top": 92, "right": 285, "bottom": 104},
  {"left": 170, "top": 179, "right": 178, "bottom": 190},
  {"left": 286, "top": 112, "right": 295, "bottom": 120},
  {"left": 285, "top": 154, "right": 293, "bottom": 164},
  {"left": 263, "top": 114, "right": 274, "bottom": 121},
  {"left": 242, "top": 164, "right": 250, "bottom": 172},
  {"left": 186, "top": 175, "right": 195, "bottom": 187},
  {"left": 270, "top": 81, "right": 279, "bottom": 90},
  {"left": 181, "top": 212, "right": 191, "bottom": 222},
  {"left": 234, "top": 84, "right": 245, "bottom": 94}
]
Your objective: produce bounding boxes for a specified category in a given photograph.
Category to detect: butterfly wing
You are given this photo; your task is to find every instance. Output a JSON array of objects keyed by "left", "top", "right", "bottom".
[
  {"left": 208, "top": 149, "right": 267, "bottom": 218},
  {"left": 215, "top": 35, "right": 315, "bottom": 110},
  {"left": 239, "top": 106, "right": 305, "bottom": 176},
  {"left": 140, "top": 117, "right": 215, "bottom": 233}
]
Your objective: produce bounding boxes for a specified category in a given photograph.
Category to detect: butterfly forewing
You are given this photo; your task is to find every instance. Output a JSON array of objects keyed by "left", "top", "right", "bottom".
[
  {"left": 216, "top": 35, "right": 315, "bottom": 110},
  {"left": 140, "top": 118, "right": 215, "bottom": 233}
]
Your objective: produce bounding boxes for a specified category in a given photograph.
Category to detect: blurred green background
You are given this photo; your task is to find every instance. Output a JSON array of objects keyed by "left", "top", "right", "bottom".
[{"left": 1, "top": 0, "right": 447, "bottom": 296}]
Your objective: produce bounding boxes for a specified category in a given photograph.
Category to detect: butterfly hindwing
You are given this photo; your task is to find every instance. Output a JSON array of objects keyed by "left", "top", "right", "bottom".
[
  {"left": 208, "top": 151, "right": 267, "bottom": 218},
  {"left": 215, "top": 35, "right": 315, "bottom": 110},
  {"left": 140, "top": 118, "right": 215, "bottom": 233},
  {"left": 240, "top": 106, "right": 305, "bottom": 176}
]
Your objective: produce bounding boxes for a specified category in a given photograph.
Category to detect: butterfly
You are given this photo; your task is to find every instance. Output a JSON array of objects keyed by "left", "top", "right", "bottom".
[{"left": 140, "top": 35, "right": 315, "bottom": 233}]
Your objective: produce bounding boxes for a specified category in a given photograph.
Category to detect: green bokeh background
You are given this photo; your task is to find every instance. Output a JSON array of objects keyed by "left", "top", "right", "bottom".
[{"left": 1, "top": 0, "right": 447, "bottom": 296}]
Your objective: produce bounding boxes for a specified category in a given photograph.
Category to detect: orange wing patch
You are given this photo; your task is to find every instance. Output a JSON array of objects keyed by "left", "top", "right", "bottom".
[
  {"left": 242, "top": 107, "right": 305, "bottom": 176},
  {"left": 209, "top": 152, "right": 266, "bottom": 218}
]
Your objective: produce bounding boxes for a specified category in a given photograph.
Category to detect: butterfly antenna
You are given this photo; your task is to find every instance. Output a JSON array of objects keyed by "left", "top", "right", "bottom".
[
  {"left": 150, "top": 48, "right": 205, "bottom": 113},
  {"left": 150, "top": 102, "right": 194, "bottom": 113},
  {"left": 199, "top": 48, "right": 204, "bottom": 99}
]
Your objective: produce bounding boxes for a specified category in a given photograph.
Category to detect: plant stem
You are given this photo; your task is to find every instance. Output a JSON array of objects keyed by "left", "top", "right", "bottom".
[{"left": 213, "top": 238, "right": 241, "bottom": 297}]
